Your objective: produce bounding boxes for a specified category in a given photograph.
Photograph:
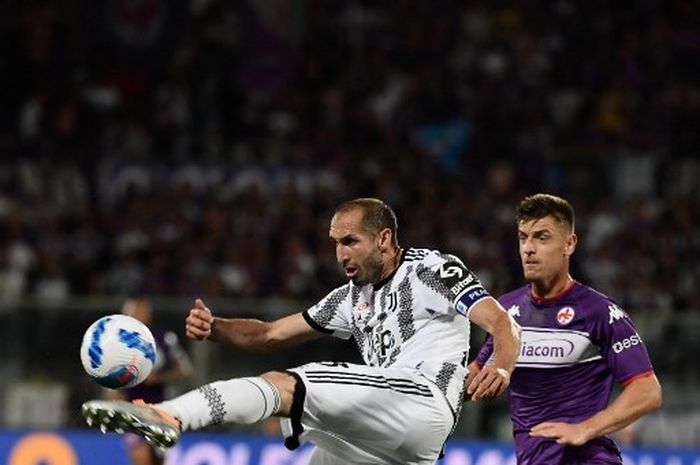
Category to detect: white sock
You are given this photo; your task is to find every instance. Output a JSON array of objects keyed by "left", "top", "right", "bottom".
[{"left": 158, "top": 377, "right": 281, "bottom": 431}]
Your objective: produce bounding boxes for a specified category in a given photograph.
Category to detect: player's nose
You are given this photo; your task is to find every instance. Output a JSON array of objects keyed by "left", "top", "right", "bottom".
[{"left": 521, "top": 238, "right": 536, "bottom": 254}]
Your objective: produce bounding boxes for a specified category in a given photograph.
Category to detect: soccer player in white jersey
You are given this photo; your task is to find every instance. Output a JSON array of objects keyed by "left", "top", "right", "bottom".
[
  {"left": 82, "top": 197, "right": 520, "bottom": 465},
  {"left": 468, "top": 194, "right": 662, "bottom": 465}
]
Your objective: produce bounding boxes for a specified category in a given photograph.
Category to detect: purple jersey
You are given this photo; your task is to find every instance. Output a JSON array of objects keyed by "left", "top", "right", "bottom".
[{"left": 474, "top": 281, "right": 654, "bottom": 465}]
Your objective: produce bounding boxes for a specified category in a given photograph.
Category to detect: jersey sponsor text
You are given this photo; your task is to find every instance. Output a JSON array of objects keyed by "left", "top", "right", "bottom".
[
  {"left": 515, "top": 327, "right": 601, "bottom": 368},
  {"left": 612, "top": 333, "right": 642, "bottom": 354}
]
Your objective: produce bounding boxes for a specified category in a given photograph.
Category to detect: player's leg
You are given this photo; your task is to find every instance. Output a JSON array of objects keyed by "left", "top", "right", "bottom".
[
  {"left": 281, "top": 362, "right": 453, "bottom": 465},
  {"left": 82, "top": 371, "right": 297, "bottom": 449},
  {"left": 306, "top": 447, "right": 347, "bottom": 465},
  {"left": 158, "top": 371, "right": 294, "bottom": 428}
]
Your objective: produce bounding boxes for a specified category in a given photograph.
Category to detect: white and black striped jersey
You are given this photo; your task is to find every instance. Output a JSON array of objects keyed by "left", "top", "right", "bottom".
[{"left": 303, "top": 247, "right": 492, "bottom": 414}]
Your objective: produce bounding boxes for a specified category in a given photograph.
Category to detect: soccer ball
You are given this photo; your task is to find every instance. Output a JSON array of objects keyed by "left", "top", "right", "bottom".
[{"left": 80, "top": 314, "right": 156, "bottom": 389}]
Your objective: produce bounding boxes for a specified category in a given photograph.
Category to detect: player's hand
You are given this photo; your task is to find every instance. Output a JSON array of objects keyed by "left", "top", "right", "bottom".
[
  {"left": 185, "top": 298, "right": 214, "bottom": 340},
  {"left": 529, "top": 421, "right": 591, "bottom": 446},
  {"left": 466, "top": 366, "right": 510, "bottom": 400}
]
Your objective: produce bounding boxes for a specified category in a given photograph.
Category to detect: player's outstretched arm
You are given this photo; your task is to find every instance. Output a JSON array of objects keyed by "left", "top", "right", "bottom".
[
  {"left": 530, "top": 373, "right": 662, "bottom": 446},
  {"left": 185, "top": 298, "right": 322, "bottom": 352},
  {"left": 466, "top": 298, "right": 521, "bottom": 400}
]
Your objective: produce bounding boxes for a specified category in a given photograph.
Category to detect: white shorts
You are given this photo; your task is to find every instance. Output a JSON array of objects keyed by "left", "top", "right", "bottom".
[{"left": 280, "top": 362, "right": 454, "bottom": 465}]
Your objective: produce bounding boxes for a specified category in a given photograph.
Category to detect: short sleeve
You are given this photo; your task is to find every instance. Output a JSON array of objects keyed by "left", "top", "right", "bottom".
[
  {"left": 421, "top": 258, "right": 491, "bottom": 317},
  {"left": 414, "top": 251, "right": 492, "bottom": 318},
  {"left": 303, "top": 284, "right": 354, "bottom": 339},
  {"left": 590, "top": 301, "right": 654, "bottom": 385}
]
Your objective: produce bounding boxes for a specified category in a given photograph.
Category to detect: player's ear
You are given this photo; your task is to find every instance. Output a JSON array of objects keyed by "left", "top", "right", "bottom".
[
  {"left": 564, "top": 233, "right": 577, "bottom": 256},
  {"left": 378, "top": 228, "right": 391, "bottom": 252}
]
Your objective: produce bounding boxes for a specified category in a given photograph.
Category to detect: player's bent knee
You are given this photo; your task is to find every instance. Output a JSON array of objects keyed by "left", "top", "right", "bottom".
[{"left": 261, "top": 371, "right": 297, "bottom": 417}]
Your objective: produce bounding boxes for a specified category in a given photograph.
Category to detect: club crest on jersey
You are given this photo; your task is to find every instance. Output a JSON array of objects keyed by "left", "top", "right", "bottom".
[
  {"left": 387, "top": 292, "right": 398, "bottom": 312},
  {"left": 556, "top": 307, "right": 575, "bottom": 325}
]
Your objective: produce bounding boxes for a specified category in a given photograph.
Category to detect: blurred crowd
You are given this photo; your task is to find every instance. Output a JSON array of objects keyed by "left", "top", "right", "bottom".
[{"left": 0, "top": 0, "right": 699, "bottom": 317}]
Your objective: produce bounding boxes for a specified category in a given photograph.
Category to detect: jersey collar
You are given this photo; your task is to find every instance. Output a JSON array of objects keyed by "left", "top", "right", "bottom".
[{"left": 530, "top": 278, "right": 576, "bottom": 304}]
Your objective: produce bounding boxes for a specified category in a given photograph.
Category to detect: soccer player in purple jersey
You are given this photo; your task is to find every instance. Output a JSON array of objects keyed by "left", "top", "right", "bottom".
[{"left": 467, "top": 193, "right": 662, "bottom": 465}]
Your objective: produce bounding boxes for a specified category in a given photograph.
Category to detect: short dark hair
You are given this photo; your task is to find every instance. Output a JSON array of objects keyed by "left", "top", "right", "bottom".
[
  {"left": 516, "top": 193, "right": 574, "bottom": 231},
  {"left": 334, "top": 198, "right": 399, "bottom": 246}
]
